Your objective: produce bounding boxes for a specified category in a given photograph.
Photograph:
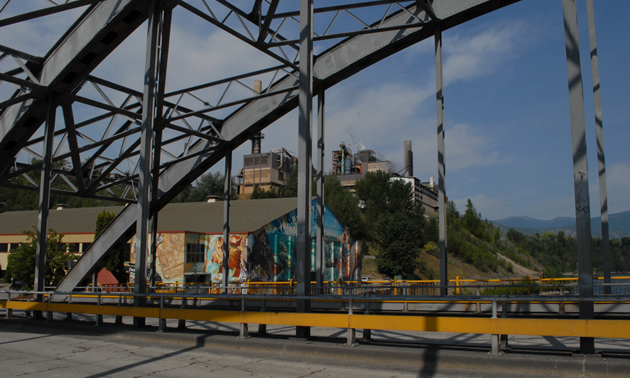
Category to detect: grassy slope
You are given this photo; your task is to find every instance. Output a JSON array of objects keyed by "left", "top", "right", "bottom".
[{"left": 362, "top": 225, "right": 544, "bottom": 280}]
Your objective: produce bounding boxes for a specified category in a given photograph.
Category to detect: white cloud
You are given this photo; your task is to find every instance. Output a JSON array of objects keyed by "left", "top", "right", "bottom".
[
  {"left": 443, "top": 123, "right": 502, "bottom": 171},
  {"left": 0, "top": 6, "right": 85, "bottom": 57},
  {"left": 326, "top": 83, "right": 431, "bottom": 147},
  {"left": 442, "top": 22, "right": 526, "bottom": 86},
  {"left": 165, "top": 26, "right": 278, "bottom": 93}
]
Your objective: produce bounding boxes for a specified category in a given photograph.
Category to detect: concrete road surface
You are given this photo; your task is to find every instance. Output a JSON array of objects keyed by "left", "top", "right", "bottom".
[
  {"left": 0, "top": 324, "right": 513, "bottom": 378},
  {"left": 1, "top": 315, "right": 630, "bottom": 378}
]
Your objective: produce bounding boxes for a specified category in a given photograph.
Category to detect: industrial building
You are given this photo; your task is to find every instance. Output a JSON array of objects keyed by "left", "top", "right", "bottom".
[
  {"left": 332, "top": 140, "right": 438, "bottom": 215},
  {"left": 238, "top": 148, "right": 296, "bottom": 195},
  {"left": 0, "top": 198, "right": 361, "bottom": 285}
]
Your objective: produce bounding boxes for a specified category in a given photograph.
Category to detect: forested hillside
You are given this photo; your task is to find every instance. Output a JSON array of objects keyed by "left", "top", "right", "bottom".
[{"left": 505, "top": 229, "right": 630, "bottom": 276}]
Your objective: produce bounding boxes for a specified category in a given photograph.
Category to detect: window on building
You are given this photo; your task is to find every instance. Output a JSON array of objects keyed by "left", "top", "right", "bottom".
[
  {"left": 0, "top": 243, "right": 7, "bottom": 253},
  {"left": 186, "top": 243, "right": 205, "bottom": 263},
  {"left": 81, "top": 243, "right": 92, "bottom": 253},
  {"left": 9, "top": 243, "right": 19, "bottom": 251},
  {"left": 67, "top": 243, "right": 80, "bottom": 253}
]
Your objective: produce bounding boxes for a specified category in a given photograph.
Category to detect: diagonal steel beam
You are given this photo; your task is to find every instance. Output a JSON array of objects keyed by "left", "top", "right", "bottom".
[
  {"left": 56, "top": 0, "right": 521, "bottom": 293},
  {"left": 0, "top": 0, "right": 102, "bottom": 28},
  {"left": 0, "top": 0, "right": 152, "bottom": 175},
  {"left": 61, "top": 104, "right": 85, "bottom": 192},
  {"left": 257, "top": 0, "right": 279, "bottom": 44}
]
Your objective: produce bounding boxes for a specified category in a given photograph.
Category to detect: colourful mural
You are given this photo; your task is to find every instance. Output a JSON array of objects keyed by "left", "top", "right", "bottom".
[
  {"left": 155, "top": 233, "right": 185, "bottom": 281},
  {"left": 153, "top": 199, "right": 362, "bottom": 284},
  {"left": 204, "top": 234, "right": 247, "bottom": 284},
  {"left": 262, "top": 199, "right": 363, "bottom": 282}
]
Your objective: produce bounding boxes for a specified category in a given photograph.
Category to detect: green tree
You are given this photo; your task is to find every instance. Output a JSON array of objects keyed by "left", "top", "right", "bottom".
[
  {"left": 277, "top": 165, "right": 317, "bottom": 198},
  {"left": 323, "top": 175, "right": 364, "bottom": 239},
  {"left": 375, "top": 211, "right": 423, "bottom": 277},
  {"left": 187, "top": 171, "right": 231, "bottom": 202},
  {"left": 4, "top": 228, "right": 67, "bottom": 289},
  {"left": 354, "top": 171, "right": 425, "bottom": 277},
  {"left": 462, "top": 198, "right": 484, "bottom": 239},
  {"left": 95, "top": 210, "right": 126, "bottom": 283},
  {"left": 278, "top": 166, "right": 298, "bottom": 198},
  {"left": 447, "top": 200, "right": 460, "bottom": 224},
  {"left": 354, "top": 170, "right": 390, "bottom": 234},
  {"left": 251, "top": 184, "right": 266, "bottom": 199}
]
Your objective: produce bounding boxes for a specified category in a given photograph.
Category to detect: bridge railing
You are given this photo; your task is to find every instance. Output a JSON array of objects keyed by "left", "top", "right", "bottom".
[
  {"left": 3, "top": 289, "right": 630, "bottom": 357},
  {"left": 44, "top": 276, "right": 630, "bottom": 297}
]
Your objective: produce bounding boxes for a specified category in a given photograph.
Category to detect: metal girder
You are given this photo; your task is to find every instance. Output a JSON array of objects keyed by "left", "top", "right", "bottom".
[
  {"left": 0, "top": 0, "right": 102, "bottom": 28},
  {"left": 34, "top": 96, "right": 56, "bottom": 301},
  {"left": 586, "top": 0, "right": 611, "bottom": 295},
  {"left": 296, "top": 0, "right": 314, "bottom": 336},
  {"left": 435, "top": 25, "right": 448, "bottom": 296},
  {"left": 0, "top": 0, "right": 152, "bottom": 176},
  {"left": 55, "top": 0, "right": 520, "bottom": 292},
  {"left": 561, "top": 0, "right": 594, "bottom": 355}
]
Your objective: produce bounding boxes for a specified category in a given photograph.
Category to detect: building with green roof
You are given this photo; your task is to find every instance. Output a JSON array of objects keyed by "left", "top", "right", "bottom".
[{"left": 0, "top": 198, "right": 362, "bottom": 285}]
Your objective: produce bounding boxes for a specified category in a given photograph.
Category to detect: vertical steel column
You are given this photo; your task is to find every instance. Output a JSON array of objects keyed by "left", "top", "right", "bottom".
[
  {"left": 561, "top": 0, "right": 595, "bottom": 354},
  {"left": 296, "top": 0, "right": 313, "bottom": 339},
  {"left": 135, "top": 0, "right": 161, "bottom": 315},
  {"left": 149, "top": 126, "right": 161, "bottom": 290},
  {"left": 148, "top": 137, "right": 162, "bottom": 289},
  {"left": 222, "top": 150, "right": 232, "bottom": 293},
  {"left": 586, "top": 0, "right": 611, "bottom": 294},
  {"left": 150, "top": 8, "right": 172, "bottom": 289},
  {"left": 34, "top": 95, "right": 56, "bottom": 305},
  {"left": 316, "top": 86, "right": 325, "bottom": 294},
  {"left": 435, "top": 26, "right": 448, "bottom": 296}
]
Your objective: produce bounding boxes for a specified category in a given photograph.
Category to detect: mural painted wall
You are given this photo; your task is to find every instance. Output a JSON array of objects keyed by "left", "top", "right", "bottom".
[
  {"left": 262, "top": 199, "right": 362, "bottom": 282},
  {"left": 152, "top": 199, "right": 362, "bottom": 284},
  {"left": 155, "top": 233, "right": 185, "bottom": 282}
]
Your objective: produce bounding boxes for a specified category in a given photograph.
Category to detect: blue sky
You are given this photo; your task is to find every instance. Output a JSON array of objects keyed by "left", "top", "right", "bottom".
[
  {"left": 229, "top": 0, "right": 630, "bottom": 221},
  {"left": 1, "top": 1, "right": 628, "bottom": 221}
]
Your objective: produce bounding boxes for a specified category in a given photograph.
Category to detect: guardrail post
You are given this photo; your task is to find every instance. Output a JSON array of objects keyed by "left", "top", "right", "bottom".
[
  {"left": 475, "top": 287, "right": 481, "bottom": 313},
  {"left": 338, "top": 277, "right": 342, "bottom": 295},
  {"left": 46, "top": 294, "right": 53, "bottom": 322},
  {"left": 95, "top": 293, "right": 103, "bottom": 327},
  {"left": 258, "top": 296, "right": 267, "bottom": 336},
  {"left": 178, "top": 297, "right": 186, "bottom": 330},
  {"left": 240, "top": 297, "right": 249, "bottom": 338},
  {"left": 500, "top": 301, "right": 509, "bottom": 350},
  {"left": 115, "top": 293, "right": 123, "bottom": 325},
  {"left": 159, "top": 295, "right": 166, "bottom": 332},
  {"left": 361, "top": 300, "right": 371, "bottom": 342},
  {"left": 456, "top": 276, "right": 460, "bottom": 295},
  {"left": 526, "top": 275, "right": 531, "bottom": 295},
  {"left": 489, "top": 300, "right": 501, "bottom": 355},
  {"left": 65, "top": 294, "right": 72, "bottom": 320},
  {"left": 7, "top": 292, "right": 13, "bottom": 319},
  {"left": 347, "top": 298, "right": 356, "bottom": 346}
]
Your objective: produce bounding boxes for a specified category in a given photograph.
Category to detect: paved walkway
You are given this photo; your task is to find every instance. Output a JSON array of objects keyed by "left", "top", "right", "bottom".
[{"left": 2, "top": 309, "right": 630, "bottom": 377}]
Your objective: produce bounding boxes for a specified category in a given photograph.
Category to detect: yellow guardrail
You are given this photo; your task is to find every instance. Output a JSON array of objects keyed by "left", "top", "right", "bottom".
[{"left": 2, "top": 299, "right": 630, "bottom": 340}]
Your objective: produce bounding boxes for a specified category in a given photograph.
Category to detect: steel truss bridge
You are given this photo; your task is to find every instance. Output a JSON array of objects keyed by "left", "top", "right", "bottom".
[{"left": 0, "top": 0, "right": 618, "bottom": 355}]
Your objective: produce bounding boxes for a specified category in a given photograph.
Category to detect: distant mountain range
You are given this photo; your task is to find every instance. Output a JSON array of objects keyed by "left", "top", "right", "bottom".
[{"left": 492, "top": 210, "right": 630, "bottom": 238}]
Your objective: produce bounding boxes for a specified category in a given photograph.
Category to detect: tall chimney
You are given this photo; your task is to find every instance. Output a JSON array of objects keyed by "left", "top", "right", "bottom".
[
  {"left": 251, "top": 80, "right": 263, "bottom": 154},
  {"left": 404, "top": 140, "right": 413, "bottom": 177}
]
